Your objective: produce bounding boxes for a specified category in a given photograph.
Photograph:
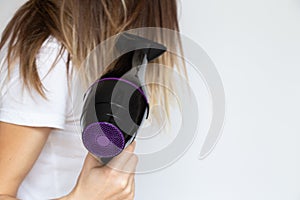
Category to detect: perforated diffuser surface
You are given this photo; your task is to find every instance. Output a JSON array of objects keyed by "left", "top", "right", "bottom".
[{"left": 82, "top": 122, "right": 125, "bottom": 158}]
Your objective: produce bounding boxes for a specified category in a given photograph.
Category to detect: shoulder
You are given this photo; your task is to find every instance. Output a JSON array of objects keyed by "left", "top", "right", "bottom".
[
  {"left": 36, "top": 36, "right": 69, "bottom": 78},
  {"left": 0, "top": 36, "right": 71, "bottom": 129}
]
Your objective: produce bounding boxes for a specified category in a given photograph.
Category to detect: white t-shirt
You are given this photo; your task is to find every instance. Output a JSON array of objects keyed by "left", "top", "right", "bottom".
[{"left": 0, "top": 37, "right": 87, "bottom": 199}]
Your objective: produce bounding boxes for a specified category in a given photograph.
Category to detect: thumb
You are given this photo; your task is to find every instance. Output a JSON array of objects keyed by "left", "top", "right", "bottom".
[
  {"left": 83, "top": 142, "right": 137, "bottom": 170},
  {"left": 82, "top": 153, "right": 105, "bottom": 171}
]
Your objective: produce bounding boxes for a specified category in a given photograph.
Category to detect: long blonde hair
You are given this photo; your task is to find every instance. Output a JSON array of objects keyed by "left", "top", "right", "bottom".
[{"left": 0, "top": 0, "right": 185, "bottom": 117}]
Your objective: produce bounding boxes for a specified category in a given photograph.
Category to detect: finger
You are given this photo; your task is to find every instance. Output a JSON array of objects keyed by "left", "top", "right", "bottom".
[
  {"left": 109, "top": 142, "right": 136, "bottom": 170},
  {"left": 85, "top": 142, "right": 136, "bottom": 171},
  {"left": 125, "top": 176, "right": 135, "bottom": 200},
  {"left": 124, "top": 141, "right": 136, "bottom": 153},
  {"left": 82, "top": 153, "right": 105, "bottom": 171},
  {"left": 122, "top": 153, "right": 139, "bottom": 174},
  {"left": 126, "top": 174, "right": 135, "bottom": 189}
]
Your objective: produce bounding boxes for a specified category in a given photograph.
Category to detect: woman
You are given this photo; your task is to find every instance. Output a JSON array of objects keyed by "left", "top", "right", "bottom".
[{"left": 0, "top": 0, "right": 182, "bottom": 199}]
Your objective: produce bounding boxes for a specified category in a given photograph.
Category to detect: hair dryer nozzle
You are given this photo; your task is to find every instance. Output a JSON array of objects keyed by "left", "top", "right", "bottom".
[{"left": 116, "top": 33, "right": 167, "bottom": 62}]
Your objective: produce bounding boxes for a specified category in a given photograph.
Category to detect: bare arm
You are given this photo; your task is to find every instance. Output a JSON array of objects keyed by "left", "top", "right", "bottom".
[
  {"left": 0, "top": 122, "right": 51, "bottom": 199},
  {"left": 0, "top": 121, "right": 137, "bottom": 200}
]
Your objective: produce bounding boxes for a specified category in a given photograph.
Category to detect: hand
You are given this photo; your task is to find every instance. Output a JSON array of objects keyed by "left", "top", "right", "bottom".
[{"left": 65, "top": 142, "right": 138, "bottom": 200}]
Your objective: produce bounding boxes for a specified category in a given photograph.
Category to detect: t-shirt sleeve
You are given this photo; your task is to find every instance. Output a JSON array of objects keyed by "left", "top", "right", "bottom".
[{"left": 0, "top": 37, "right": 69, "bottom": 129}]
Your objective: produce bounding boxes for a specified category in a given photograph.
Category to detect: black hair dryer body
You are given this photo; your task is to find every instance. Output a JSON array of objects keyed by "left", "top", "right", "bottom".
[{"left": 81, "top": 33, "right": 166, "bottom": 164}]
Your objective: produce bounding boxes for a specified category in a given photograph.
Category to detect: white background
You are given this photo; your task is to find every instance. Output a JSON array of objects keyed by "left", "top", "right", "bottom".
[{"left": 1, "top": 0, "right": 300, "bottom": 199}]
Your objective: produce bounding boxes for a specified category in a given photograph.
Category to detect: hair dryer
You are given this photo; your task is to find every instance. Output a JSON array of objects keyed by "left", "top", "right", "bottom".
[{"left": 81, "top": 33, "right": 167, "bottom": 163}]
